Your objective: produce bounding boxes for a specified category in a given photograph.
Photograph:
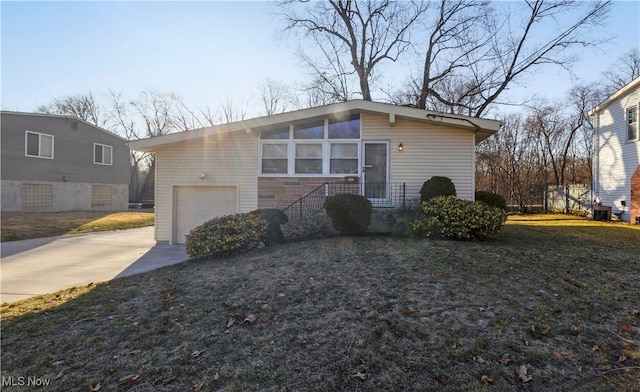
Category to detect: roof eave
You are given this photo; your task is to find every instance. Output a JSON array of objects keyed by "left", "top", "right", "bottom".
[
  {"left": 128, "top": 100, "right": 501, "bottom": 151},
  {"left": 590, "top": 76, "right": 640, "bottom": 116}
]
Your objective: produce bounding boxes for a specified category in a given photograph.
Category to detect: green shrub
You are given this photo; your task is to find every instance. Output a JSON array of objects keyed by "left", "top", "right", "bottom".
[
  {"left": 281, "top": 213, "right": 330, "bottom": 242},
  {"left": 251, "top": 208, "right": 288, "bottom": 245},
  {"left": 475, "top": 191, "right": 507, "bottom": 211},
  {"left": 420, "top": 176, "right": 457, "bottom": 202},
  {"left": 185, "top": 212, "right": 267, "bottom": 259},
  {"left": 324, "top": 193, "right": 372, "bottom": 235},
  {"left": 392, "top": 216, "right": 413, "bottom": 238},
  {"left": 411, "top": 196, "right": 507, "bottom": 241}
]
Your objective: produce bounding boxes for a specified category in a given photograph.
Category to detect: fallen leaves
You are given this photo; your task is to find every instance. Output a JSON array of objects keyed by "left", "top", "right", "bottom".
[
  {"left": 618, "top": 324, "right": 637, "bottom": 334},
  {"left": 622, "top": 348, "right": 640, "bottom": 360},
  {"left": 434, "top": 375, "right": 448, "bottom": 385},
  {"left": 481, "top": 375, "right": 496, "bottom": 384},
  {"left": 352, "top": 371, "right": 367, "bottom": 381},
  {"left": 553, "top": 351, "right": 567, "bottom": 361},
  {"left": 89, "top": 383, "right": 101, "bottom": 391},
  {"left": 517, "top": 365, "right": 532, "bottom": 383},
  {"left": 118, "top": 374, "right": 139, "bottom": 384},
  {"left": 570, "top": 324, "right": 582, "bottom": 335},
  {"left": 243, "top": 314, "right": 257, "bottom": 324}
]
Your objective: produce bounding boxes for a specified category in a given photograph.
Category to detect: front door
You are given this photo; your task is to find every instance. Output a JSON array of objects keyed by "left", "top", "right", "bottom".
[{"left": 362, "top": 141, "right": 389, "bottom": 200}]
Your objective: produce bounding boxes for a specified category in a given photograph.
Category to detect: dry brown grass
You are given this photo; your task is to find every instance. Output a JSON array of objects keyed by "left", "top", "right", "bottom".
[
  {"left": 1, "top": 211, "right": 154, "bottom": 241},
  {"left": 1, "top": 215, "right": 639, "bottom": 391}
]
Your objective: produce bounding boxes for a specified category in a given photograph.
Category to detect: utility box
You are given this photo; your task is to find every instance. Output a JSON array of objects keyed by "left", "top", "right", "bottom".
[{"left": 593, "top": 205, "right": 611, "bottom": 221}]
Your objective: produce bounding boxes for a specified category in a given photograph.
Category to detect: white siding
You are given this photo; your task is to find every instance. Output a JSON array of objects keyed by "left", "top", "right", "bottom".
[
  {"left": 595, "top": 86, "right": 640, "bottom": 220},
  {"left": 362, "top": 113, "right": 475, "bottom": 202},
  {"left": 154, "top": 132, "right": 258, "bottom": 243}
]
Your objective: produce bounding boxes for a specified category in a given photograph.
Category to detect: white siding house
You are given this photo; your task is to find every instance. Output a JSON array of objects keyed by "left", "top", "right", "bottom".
[
  {"left": 591, "top": 77, "right": 640, "bottom": 222},
  {"left": 130, "top": 100, "right": 501, "bottom": 244}
]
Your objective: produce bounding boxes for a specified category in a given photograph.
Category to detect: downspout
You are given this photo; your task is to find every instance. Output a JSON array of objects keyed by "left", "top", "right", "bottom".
[
  {"left": 592, "top": 112, "right": 600, "bottom": 211},
  {"left": 425, "top": 113, "right": 482, "bottom": 133}
]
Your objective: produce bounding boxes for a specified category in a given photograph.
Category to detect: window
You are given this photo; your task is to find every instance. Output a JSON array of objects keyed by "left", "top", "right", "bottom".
[
  {"left": 261, "top": 127, "right": 290, "bottom": 140},
  {"left": 259, "top": 115, "right": 361, "bottom": 175},
  {"left": 329, "top": 115, "right": 360, "bottom": 139},
  {"left": 295, "top": 143, "right": 322, "bottom": 174},
  {"left": 25, "top": 131, "right": 54, "bottom": 159},
  {"left": 94, "top": 143, "right": 113, "bottom": 165},
  {"left": 261, "top": 143, "right": 288, "bottom": 173},
  {"left": 294, "top": 121, "right": 324, "bottom": 139},
  {"left": 628, "top": 106, "right": 638, "bottom": 141},
  {"left": 330, "top": 143, "right": 359, "bottom": 174}
]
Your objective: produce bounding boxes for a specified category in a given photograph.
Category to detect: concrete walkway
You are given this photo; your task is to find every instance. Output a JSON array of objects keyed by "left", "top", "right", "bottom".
[{"left": 0, "top": 226, "right": 189, "bottom": 303}]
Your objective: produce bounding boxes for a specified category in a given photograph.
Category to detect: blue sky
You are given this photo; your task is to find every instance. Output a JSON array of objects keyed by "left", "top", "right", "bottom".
[{"left": 1, "top": 1, "right": 639, "bottom": 118}]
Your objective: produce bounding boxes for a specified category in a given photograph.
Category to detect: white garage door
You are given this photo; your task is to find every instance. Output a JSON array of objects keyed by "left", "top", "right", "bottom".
[{"left": 174, "top": 186, "right": 237, "bottom": 244}]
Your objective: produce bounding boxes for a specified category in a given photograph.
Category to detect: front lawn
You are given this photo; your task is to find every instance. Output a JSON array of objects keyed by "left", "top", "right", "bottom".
[
  {"left": 1, "top": 215, "right": 639, "bottom": 391},
  {"left": 1, "top": 211, "right": 154, "bottom": 241}
]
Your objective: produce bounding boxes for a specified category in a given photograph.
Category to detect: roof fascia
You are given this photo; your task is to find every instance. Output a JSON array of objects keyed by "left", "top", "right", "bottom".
[
  {"left": 590, "top": 76, "right": 640, "bottom": 116},
  {"left": 0, "top": 110, "right": 127, "bottom": 141},
  {"left": 129, "top": 100, "right": 501, "bottom": 151}
]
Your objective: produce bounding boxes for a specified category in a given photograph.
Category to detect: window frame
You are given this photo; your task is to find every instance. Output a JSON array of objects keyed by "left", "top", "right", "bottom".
[
  {"left": 627, "top": 105, "right": 639, "bottom": 142},
  {"left": 260, "top": 141, "right": 290, "bottom": 174},
  {"left": 258, "top": 116, "right": 362, "bottom": 177},
  {"left": 24, "top": 131, "right": 54, "bottom": 159},
  {"left": 93, "top": 143, "right": 113, "bottom": 165}
]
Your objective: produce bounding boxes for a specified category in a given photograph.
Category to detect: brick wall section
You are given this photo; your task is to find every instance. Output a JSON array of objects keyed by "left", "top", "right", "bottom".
[
  {"left": 258, "top": 177, "right": 353, "bottom": 209},
  {"left": 631, "top": 165, "right": 640, "bottom": 224}
]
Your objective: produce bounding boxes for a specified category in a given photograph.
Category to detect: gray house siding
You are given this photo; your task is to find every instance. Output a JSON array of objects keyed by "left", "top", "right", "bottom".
[{"left": 1, "top": 112, "right": 130, "bottom": 212}]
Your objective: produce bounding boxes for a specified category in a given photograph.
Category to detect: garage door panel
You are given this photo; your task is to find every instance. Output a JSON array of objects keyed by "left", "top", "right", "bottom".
[{"left": 174, "top": 186, "right": 237, "bottom": 244}]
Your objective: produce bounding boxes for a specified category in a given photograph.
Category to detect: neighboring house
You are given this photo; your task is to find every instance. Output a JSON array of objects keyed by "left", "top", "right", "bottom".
[
  {"left": 130, "top": 100, "right": 500, "bottom": 244},
  {"left": 590, "top": 76, "right": 640, "bottom": 223},
  {"left": 1, "top": 111, "right": 130, "bottom": 212}
]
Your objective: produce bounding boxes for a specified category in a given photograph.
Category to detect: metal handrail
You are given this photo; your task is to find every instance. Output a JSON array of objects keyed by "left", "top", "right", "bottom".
[{"left": 282, "top": 182, "right": 406, "bottom": 222}]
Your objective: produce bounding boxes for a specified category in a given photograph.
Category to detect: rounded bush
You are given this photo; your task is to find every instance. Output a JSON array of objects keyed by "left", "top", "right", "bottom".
[
  {"left": 420, "top": 176, "right": 457, "bottom": 202},
  {"left": 185, "top": 212, "right": 267, "bottom": 259},
  {"left": 324, "top": 193, "right": 372, "bottom": 235},
  {"left": 251, "top": 208, "right": 288, "bottom": 245},
  {"left": 281, "top": 213, "right": 330, "bottom": 242},
  {"left": 392, "top": 216, "right": 413, "bottom": 238},
  {"left": 411, "top": 195, "right": 507, "bottom": 241},
  {"left": 475, "top": 191, "right": 507, "bottom": 211}
]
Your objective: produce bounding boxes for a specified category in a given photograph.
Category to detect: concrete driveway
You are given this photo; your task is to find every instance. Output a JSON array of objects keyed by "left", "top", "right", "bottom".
[{"left": 1, "top": 226, "right": 189, "bottom": 304}]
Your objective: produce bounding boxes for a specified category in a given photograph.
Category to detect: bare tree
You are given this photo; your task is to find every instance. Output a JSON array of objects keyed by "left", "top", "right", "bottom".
[
  {"left": 36, "top": 91, "right": 105, "bottom": 127},
  {"left": 259, "top": 78, "right": 294, "bottom": 115},
  {"left": 476, "top": 113, "right": 546, "bottom": 212},
  {"left": 107, "top": 90, "right": 188, "bottom": 201},
  {"left": 410, "top": 0, "right": 492, "bottom": 113},
  {"left": 602, "top": 48, "right": 640, "bottom": 94},
  {"left": 219, "top": 98, "right": 247, "bottom": 124},
  {"left": 279, "top": 0, "right": 427, "bottom": 101},
  {"left": 412, "top": 0, "right": 610, "bottom": 117}
]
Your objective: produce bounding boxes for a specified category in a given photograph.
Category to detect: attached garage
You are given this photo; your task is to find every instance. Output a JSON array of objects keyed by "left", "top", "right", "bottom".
[{"left": 174, "top": 186, "right": 237, "bottom": 244}]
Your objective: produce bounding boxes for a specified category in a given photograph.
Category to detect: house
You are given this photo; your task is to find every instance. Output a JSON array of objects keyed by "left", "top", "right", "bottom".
[
  {"left": 1, "top": 111, "right": 130, "bottom": 212},
  {"left": 590, "top": 76, "right": 640, "bottom": 223},
  {"left": 129, "top": 100, "right": 501, "bottom": 244}
]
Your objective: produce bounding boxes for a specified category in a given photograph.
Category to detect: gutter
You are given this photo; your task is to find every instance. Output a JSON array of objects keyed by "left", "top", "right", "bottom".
[{"left": 425, "top": 113, "right": 483, "bottom": 132}]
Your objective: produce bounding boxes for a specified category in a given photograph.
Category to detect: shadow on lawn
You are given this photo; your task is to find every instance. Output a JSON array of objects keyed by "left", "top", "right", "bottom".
[{"left": 0, "top": 211, "right": 116, "bottom": 242}]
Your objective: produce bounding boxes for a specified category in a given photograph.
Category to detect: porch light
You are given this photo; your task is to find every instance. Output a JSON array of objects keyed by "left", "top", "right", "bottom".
[{"left": 398, "top": 142, "right": 404, "bottom": 152}]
